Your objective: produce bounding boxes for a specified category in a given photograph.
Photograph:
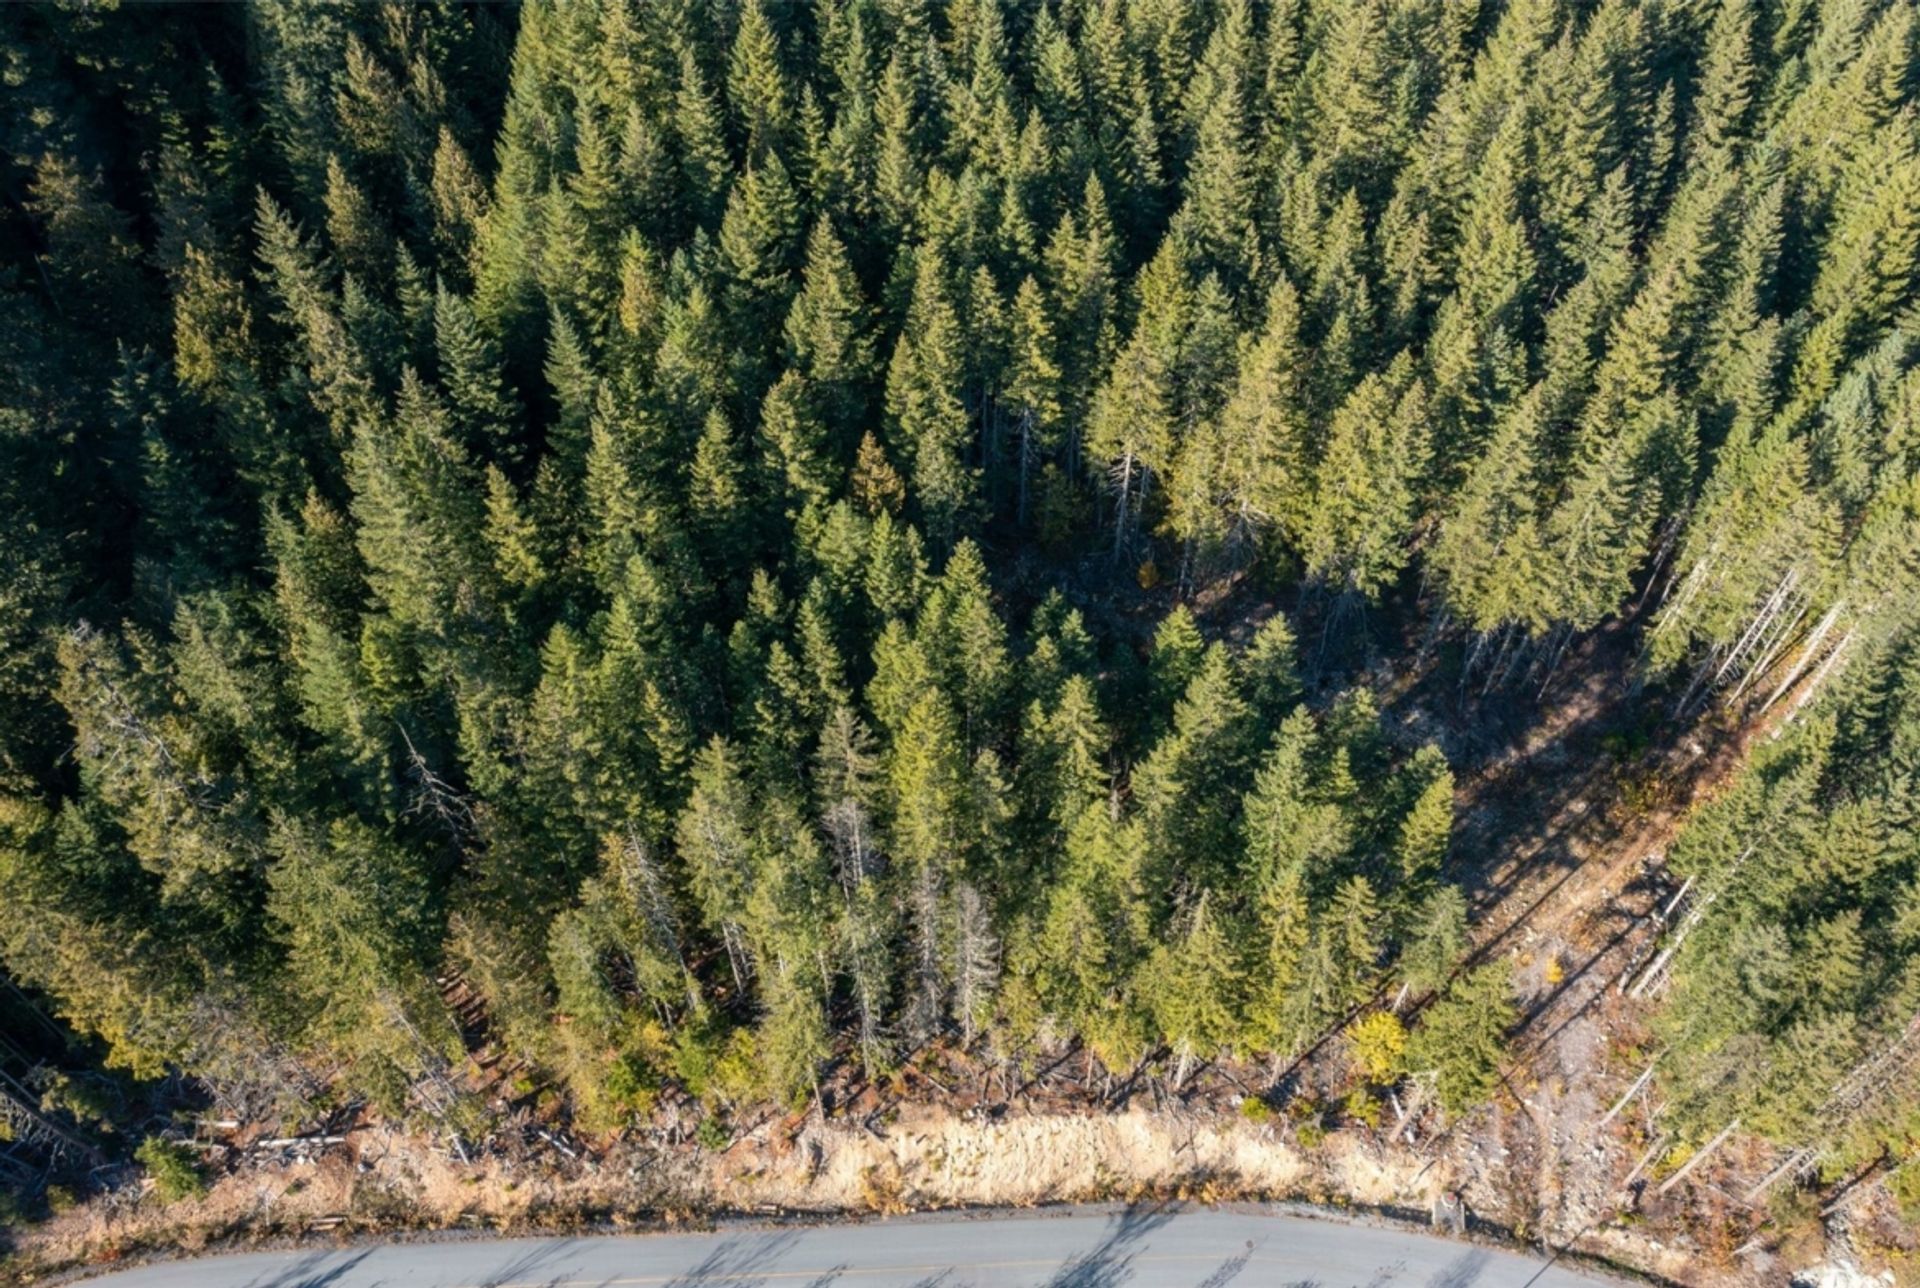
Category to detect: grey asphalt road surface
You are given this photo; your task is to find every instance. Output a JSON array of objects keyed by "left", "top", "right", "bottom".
[{"left": 74, "top": 1206, "right": 1629, "bottom": 1287}]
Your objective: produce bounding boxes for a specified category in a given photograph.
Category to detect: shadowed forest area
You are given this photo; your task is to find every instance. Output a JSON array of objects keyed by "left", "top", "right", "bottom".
[{"left": 1, "top": 0, "right": 1918, "bottom": 1280}]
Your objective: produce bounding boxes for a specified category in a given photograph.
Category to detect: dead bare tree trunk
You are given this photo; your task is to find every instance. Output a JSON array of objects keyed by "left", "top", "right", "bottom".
[
  {"left": 1782, "top": 627, "right": 1857, "bottom": 720},
  {"left": 1599, "top": 1059, "right": 1660, "bottom": 1128},
  {"left": 1109, "top": 451, "right": 1135, "bottom": 568},
  {"left": 1621, "top": 1133, "right": 1669, "bottom": 1192},
  {"left": 950, "top": 882, "right": 1000, "bottom": 1049},
  {"left": 1655, "top": 1118, "right": 1741, "bottom": 1196},
  {"left": 1761, "top": 602, "right": 1843, "bottom": 711}
]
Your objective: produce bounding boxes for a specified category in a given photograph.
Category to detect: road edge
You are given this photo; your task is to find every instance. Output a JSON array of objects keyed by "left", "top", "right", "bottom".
[{"left": 12, "top": 1196, "right": 1669, "bottom": 1288}]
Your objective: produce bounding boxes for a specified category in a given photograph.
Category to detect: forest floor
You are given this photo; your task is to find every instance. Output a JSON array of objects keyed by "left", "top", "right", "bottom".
[{"left": 6, "top": 612, "right": 1908, "bottom": 1288}]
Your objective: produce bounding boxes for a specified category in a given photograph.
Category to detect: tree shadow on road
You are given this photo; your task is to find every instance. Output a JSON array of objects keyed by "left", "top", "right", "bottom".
[
  {"left": 1040, "top": 1203, "right": 1179, "bottom": 1287},
  {"left": 1426, "top": 1248, "right": 1491, "bottom": 1288},
  {"left": 246, "top": 1249, "right": 375, "bottom": 1288},
  {"left": 1190, "top": 1240, "right": 1258, "bottom": 1288},
  {"left": 472, "top": 1238, "right": 594, "bottom": 1287},
  {"left": 658, "top": 1231, "right": 802, "bottom": 1287}
]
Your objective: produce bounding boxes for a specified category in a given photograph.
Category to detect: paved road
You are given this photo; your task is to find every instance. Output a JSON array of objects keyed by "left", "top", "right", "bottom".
[{"left": 77, "top": 1207, "right": 1628, "bottom": 1287}]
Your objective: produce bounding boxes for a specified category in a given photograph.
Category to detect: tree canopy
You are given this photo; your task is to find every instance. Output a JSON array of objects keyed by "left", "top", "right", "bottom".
[{"left": 0, "top": 0, "right": 1917, "bottom": 1219}]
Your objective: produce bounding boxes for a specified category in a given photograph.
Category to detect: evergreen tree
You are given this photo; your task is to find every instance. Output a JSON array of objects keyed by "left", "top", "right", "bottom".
[
  {"left": 1133, "top": 643, "right": 1253, "bottom": 895},
  {"left": 1003, "top": 276, "right": 1064, "bottom": 525},
  {"left": 1086, "top": 237, "right": 1187, "bottom": 564},
  {"left": 785, "top": 218, "right": 876, "bottom": 444},
  {"left": 433, "top": 284, "right": 523, "bottom": 463},
  {"left": 885, "top": 246, "right": 977, "bottom": 545},
  {"left": 718, "top": 153, "right": 804, "bottom": 377},
  {"left": 1301, "top": 368, "right": 1432, "bottom": 600},
  {"left": 674, "top": 49, "right": 735, "bottom": 230},
  {"left": 1138, "top": 891, "right": 1241, "bottom": 1085},
  {"left": 676, "top": 738, "right": 759, "bottom": 987},
  {"left": 267, "top": 816, "right": 456, "bottom": 1113},
  {"left": 1207, "top": 274, "right": 1311, "bottom": 559},
  {"left": 726, "top": 0, "right": 792, "bottom": 161},
  {"left": 889, "top": 688, "right": 971, "bottom": 1040},
  {"left": 1405, "top": 962, "right": 1515, "bottom": 1116}
]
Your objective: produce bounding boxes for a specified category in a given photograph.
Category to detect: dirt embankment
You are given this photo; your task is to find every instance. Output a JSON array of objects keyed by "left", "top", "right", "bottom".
[{"left": 7, "top": 1101, "right": 1690, "bottom": 1287}]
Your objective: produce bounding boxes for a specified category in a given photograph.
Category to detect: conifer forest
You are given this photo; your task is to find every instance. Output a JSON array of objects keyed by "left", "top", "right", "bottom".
[{"left": 2, "top": 0, "right": 1920, "bottom": 1275}]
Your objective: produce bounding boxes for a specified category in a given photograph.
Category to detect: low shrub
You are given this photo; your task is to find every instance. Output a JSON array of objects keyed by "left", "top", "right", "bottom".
[{"left": 135, "top": 1137, "right": 205, "bottom": 1204}]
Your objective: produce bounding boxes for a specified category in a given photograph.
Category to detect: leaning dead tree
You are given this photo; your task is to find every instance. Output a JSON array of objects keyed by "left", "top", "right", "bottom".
[
  {"left": 1670, "top": 563, "right": 1816, "bottom": 717},
  {"left": 1655, "top": 464, "right": 1917, "bottom": 723},
  {"left": 0, "top": 1075, "right": 102, "bottom": 1169},
  {"left": 399, "top": 722, "right": 479, "bottom": 854},
  {"left": 1625, "top": 845, "right": 1760, "bottom": 999},
  {"left": 1656, "top": 1117, "right": 1744, "bottom": 1196},
  {"left": 1750, "top": 547, "right": 1914, "bottom": 722},
  {"left": 1742, "top": 1007, "right": 1920, "bottom": 1202},
  {"left": 380, "top": 992, "right": 476, "bottom": 1162},
  {"left": 612, "top": 827, "right": 699, "bottom": 1013},
  {"left": 181, "top": 990, "right": 327, "bottom": 1128},
  {"left": 1599, "top": 1058, "right": 1662, "bottom": 1128}
]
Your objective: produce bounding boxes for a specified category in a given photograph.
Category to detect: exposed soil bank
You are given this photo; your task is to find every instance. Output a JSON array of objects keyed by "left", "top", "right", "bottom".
[{"left": 3, "top": 1103, "right": 1688, "bottom": 1287}]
